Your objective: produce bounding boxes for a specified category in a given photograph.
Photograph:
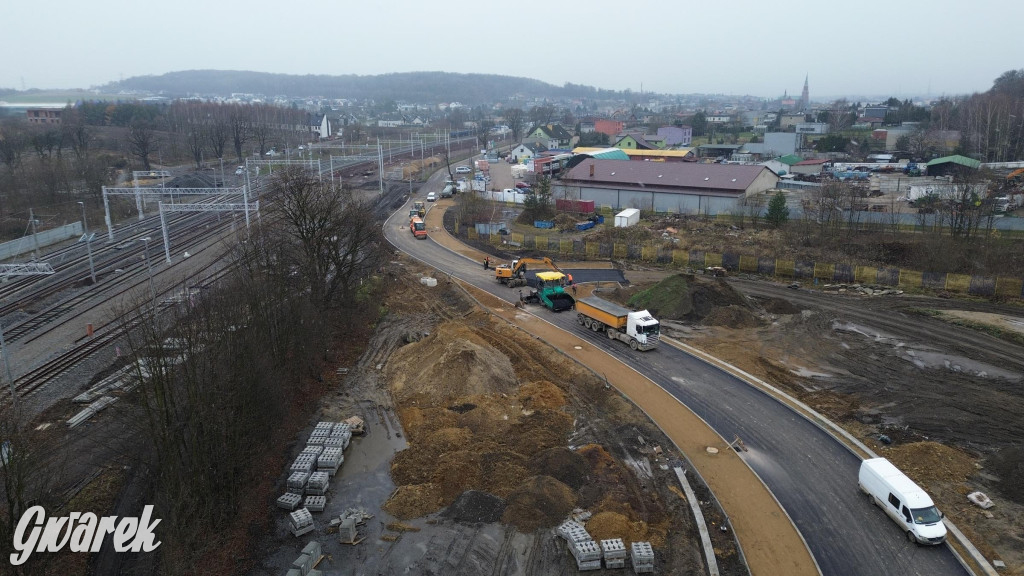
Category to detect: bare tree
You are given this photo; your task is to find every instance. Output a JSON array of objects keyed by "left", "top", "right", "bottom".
[
  {"left": 205, "top": 110, "right": 231, "bottom": 161},
  {"left": 505, "top": 108, "right": 526, "bottom": 143},
  {"left": 127, "top": 120, "right": 158, "bottom": 170},
  {"left": 229, "top": 105, "right": 251, "bottom": 161},
  {"left": 270, "top": 166, "right": 386, "bottom": 309}
]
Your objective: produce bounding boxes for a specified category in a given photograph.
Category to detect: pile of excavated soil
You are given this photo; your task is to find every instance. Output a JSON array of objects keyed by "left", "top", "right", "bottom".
[
  {"left": 702, "top": 305, "right": 763, "bottom": 329},
  {"left": 501, "top": 475, "right": 576, "bottom": 532},
  {"left": 624, "top": 274, "right": 752, "bottom": 323},
  {"left": 758, "top": 296, "right": 802, "bottom": 315},
  {"left": 443, "top": 490, "right": 506, "bottom": 524},
  {"left": 882, "top": 441, "right": 976, "bottom": 488},
  {"left": 531, "top": 447, "right": 590, "bottom": 490},
  {"left": 586, "top": 511, "right": 650, "bottom": 546},
  {"left": 386, "top": 323, "right": 519, "bottom": 405},
  {"left": 518, "top": 380, "right": 567, "bottom": 410},
  {"left": 385, "top": 315, "right": 673, "bottom": 538},
  {"left": 384, "top": 484, "right": 445, "bottom": 520},
  {"left": 984, "top": 446, "right": 1024, "bottom": 504}
]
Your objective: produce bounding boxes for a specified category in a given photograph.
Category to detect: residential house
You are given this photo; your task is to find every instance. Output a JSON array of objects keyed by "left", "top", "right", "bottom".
[
  {"left": 657, "top": 125, "right": 693, "bottom": 146},
  {"left": 26, "top": 108, "right": 62, "bottom": 125},
  {"left": 309, "top": 114, "right": 332, "bottom": 139},
  {"left": 779, "top": 113, "right": 808, "bottom": 130},
  {"left": 613, "top": 134, "right": 662, "bottom": 150},
  {"left": 594, "top": 119, "right": 624, "bottom": 137},
  {"left": 510, "top": 142, "right": 546, "bottom": 163},
  {"left": 524, "top": 123, "right": 575, "bottom": 150}
]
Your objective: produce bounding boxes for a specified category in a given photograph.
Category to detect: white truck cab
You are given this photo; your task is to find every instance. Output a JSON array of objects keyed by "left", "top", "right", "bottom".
[{"left": 859, "top": 458, "right": 946, "bottom": 545}]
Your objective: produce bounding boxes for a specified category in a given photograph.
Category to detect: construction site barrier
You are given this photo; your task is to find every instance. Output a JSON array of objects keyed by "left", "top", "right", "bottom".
[{"left": 463, "top": 228, "right": 1024, "bottom": 299}]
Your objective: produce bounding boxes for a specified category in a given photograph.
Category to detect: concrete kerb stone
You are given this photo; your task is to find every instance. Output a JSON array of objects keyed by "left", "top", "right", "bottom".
[
  {"left": 662, "top": 336, "right": 995, "bottom": 576},
  {"left": 674, "top": 467, "right": 720, "bottom": 576}
]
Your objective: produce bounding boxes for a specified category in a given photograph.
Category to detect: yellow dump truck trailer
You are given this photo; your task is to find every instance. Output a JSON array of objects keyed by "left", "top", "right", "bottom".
[{"left": 575, "top": 296, "right": 660, "bottom": 351}]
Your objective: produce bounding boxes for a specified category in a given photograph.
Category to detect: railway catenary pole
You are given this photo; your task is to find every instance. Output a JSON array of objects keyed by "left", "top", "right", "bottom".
[
  {"left": 0, "top": 321, "right": 17, "bottom": 416},
  {"left": 139, "top": 237, "right": 157, "bottom": 314},
  {"left": 159, "top": 203, "right": 172, "bottom": 264},
  {"left": 78, "top": 202, "right": 97, "bottom": 285}
]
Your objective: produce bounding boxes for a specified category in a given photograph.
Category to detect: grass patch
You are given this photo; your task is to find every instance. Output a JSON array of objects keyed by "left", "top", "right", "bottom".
[
  {"left": 905, "top": 308, "right": 1024, "bottom": 346},
  {"left": 627, "top": 274, "right": 691, "bottom": 318}
]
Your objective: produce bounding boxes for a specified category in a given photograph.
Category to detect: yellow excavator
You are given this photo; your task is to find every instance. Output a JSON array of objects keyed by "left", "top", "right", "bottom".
[{"left": 495, "top": 257, "right": 561, "bottom": 287}]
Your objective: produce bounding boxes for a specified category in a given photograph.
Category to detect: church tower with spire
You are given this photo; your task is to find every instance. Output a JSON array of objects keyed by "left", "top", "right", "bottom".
[{"left": 799, "top": 75, "right": 809, "bottom": 110}]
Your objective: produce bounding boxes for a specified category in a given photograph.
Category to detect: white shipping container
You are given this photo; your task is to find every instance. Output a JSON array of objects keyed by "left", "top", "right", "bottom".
[{"left": 614, "top": 208, "right": 640, "bottom": 228}]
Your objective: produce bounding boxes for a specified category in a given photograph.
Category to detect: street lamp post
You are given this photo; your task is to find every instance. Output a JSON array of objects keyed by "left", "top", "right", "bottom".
[
  {"left": 139, "top": 237, "right": 156, "bottom": 314},
  {"left": 78, "top": 202, "right": 97, "bottom": 284}
]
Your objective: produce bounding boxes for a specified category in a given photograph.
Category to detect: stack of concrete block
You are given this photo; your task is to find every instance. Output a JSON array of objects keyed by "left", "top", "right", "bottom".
[
  {"left": 308, "top": 428, "right": 329, "bottom": 446},
  {"left": 291, "top": 453, "right": 317, "bottom": 474},
  {"left": 601, "top": 538, "right": 627, "bottom": 569},
  {"left": 291, "top": 553, "right": 312, "bottom": 575},
  {"left": 305, "top": 495, "right": 326, "bottom": 512},
  {"left": 556, "top": 520, "right": 590, "bottom": 544},
  {"left": 289, "top": 508, "right": 314, "bottom": 537},
  {"left": 306, "top": 471, "right": 330, "bottom": 496},
  {"left": 318, "top": 447, "right": 343, "bottom": 475},
  {"left": 301, "top": 445, "right": 324, "bottom": 458},
  {"left": 276, "top": 493, "right": 302, "bottom": 511},
  {"left": 285, "top": 541, "right": 322, "bottom": 576},
  {"left": 323, "top": 435, "right": 345, "bottom": 449},
  {"left": 570, "top": 540, "right": 602, "bottom": 571},
  {"left": 631, "top": 541, "right": 654, "bottom": 573},
  {"left": 287, "top": 472, "right": 310, "bottom": 495},
  {"left": 330, "top": 423, "right": 352, "bottom": 450}
]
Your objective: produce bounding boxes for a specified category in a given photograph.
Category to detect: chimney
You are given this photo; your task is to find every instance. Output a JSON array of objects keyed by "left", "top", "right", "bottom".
[{"left": 589, "top": 163, "right": 595, "bottom": 177}]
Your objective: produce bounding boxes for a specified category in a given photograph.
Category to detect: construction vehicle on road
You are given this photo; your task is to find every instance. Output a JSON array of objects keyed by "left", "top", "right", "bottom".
[
  {"left": 495, "top": 257, "right": 561, "bottom": 287},
  {"left": 575, "top": 296, "right": 660, "bottom": 351},
  {"left": 410, "top": 216, "right": 427, "bottom": 239},
  {"left": 413, "top": 201, "right": 426, "bottom": 218},
  {"left": 519, "top": 271, "right": 575, "bottom": 312}
]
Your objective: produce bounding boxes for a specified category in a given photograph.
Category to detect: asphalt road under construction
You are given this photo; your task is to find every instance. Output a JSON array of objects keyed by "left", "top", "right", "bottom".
[{"left": 383, "top": 196, "right": 969, "bottom": 576}]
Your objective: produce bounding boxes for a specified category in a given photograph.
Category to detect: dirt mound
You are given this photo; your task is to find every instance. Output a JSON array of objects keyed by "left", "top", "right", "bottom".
[
  {"left": 531, "top": 447, "right": 590, "bottom": 490},
  {"left": 702, "top": 305, "right": 763, "bottom": 328},
  {"left": 883, "top": 441, "right": 976, "bottom": 488},
  {"left": 443, "top": 490, "right": 506, "bottom": 524},
  {"left": 501, "top": 476, "right": 577, "bottom": 532},
  {"left": 586, "top": 511, "right": 650, "bottom": 545},
  {"left": 759, "top": 296, "right": 802, "bottom": 315},
  {"left": 512, "top": 409, "right": 574, "bottom": 455},
  {"left": 387, "top": 323, "right": 519, "bottom": 404},
  {"left": 424, "top": 427, "right": 474, "bottom": 452},
  {"left": 384, "top": 484, "right": 445, "bottom": 520},
  {"left": 518, "top": 380, "right": 567, "bottom": 410},
  {"left": 627, "top": 274, "right": 750, "bottom": 322}
]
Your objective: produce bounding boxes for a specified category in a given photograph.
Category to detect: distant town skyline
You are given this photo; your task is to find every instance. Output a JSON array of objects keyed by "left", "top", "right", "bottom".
[{"left": 2, "top": 0, "right": 1021, "bottom": 100}]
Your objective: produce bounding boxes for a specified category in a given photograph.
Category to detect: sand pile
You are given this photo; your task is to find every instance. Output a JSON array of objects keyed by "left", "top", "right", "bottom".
[
  {"left": 882, "top": 441, "right": 976, "bottom": 488},
  {"left": 387, "top": 323, "right": 518, "bottom": 404},
  {"left": 518, "top": 380, "right": 567, "bottom": 410},
  {"left": 531, "top": 447, "right": 589, "bottom": 490},
  {"left": 586, "top": 511, "right": 651, "bottom": 545}
]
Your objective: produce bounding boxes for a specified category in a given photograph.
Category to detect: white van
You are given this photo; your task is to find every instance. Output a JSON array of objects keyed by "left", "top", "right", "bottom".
[{"left": 859, "top": 458, "right": 947, "bottom": 545}]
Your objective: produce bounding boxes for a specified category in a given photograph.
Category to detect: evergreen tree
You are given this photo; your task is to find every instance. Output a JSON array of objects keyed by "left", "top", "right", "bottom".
[{"left": 765, "top": 191, "right": 790, "bottom": 228}]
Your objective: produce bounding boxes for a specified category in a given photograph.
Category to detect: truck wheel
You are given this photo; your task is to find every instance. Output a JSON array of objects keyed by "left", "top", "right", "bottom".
[
  {"left": 629, "top": 339, "right": 639, "bottom": 351},
  {"left": 592, "top": 321, "right": 602, "bottom": 332},
  {"left": 607, "top": 328, "right": 616, "bottom": 339},
  {"left": 577, "top": 314, "right": 585, "bottom": 326}
]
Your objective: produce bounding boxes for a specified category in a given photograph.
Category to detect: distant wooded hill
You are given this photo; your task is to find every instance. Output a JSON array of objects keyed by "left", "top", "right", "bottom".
[{"left": 104, "top": 70, "right": 631, "bottom": 105}]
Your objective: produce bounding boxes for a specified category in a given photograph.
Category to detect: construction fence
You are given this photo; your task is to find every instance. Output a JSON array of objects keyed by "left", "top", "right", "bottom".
[{"left": 455, "top": 225, "right": 1024, "bottom": 299}]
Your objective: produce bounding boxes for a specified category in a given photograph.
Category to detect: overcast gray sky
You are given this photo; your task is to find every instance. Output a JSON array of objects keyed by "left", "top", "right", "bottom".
[{"left": 2, "top": 0, "right": 1020, "bottom": 100}]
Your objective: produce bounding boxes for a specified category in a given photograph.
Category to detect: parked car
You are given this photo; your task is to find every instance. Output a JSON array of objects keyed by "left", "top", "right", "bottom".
[
  {"left": 455, "top": 166, "right": 471, "bottom": 174},
  {"left": 515, "top": 182, "right": 530, "bottom": 189},
  {"left": 235, "top": 166, "right": 245, "bottom": 175},
  {"left": 426, "top": 192, "right": 437, "bottom": 202}
]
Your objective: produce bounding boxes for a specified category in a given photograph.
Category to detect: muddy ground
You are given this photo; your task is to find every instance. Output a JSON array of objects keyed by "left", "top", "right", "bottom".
[
  {"left": 251, "top": 261, "right": 745, "bottom": 576},
  {"left": 605, "top": 270, "right": 1024, "bottom": 574}
]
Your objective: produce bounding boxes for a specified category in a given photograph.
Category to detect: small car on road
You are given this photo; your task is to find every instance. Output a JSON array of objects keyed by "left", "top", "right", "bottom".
[
  {"left": 455, "top": 166, "right": 471, "bottom": 174},
  {"left": 426, "top": 192, "right": 437, "bottom": 202}
]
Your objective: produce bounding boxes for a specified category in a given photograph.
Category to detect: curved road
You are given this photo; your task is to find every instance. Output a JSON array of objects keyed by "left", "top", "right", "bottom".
[{"left": 382, "top": 185, "right": 969, "bottom": 576}]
